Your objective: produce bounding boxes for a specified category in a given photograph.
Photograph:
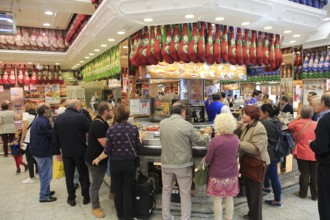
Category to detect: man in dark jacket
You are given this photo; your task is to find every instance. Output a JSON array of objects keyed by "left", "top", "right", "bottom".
[
  {"left": 310, "top": 92, "right": 330, "bottom": 220},
  {"left": 53, "top": 99, "right": 91, "bottom": 206},
  {"left": 30, "top": 103, "right": 59, "bottom": 203}
]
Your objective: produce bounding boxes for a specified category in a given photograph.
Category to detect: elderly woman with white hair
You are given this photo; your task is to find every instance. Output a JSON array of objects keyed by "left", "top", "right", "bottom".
[{"left": 205, "top": 113, "right": 240, "bottom": 220}]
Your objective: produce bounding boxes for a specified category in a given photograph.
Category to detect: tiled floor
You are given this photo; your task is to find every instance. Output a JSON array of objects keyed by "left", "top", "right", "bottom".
[{"left": 0, "top": 155, "right": 319, "bottom": 220}]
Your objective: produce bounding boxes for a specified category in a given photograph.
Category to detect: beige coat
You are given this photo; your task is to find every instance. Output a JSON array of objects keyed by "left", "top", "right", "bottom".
[
  {"left": 0, "top": 110, "right": 16, "bottom": 134},
  {"left": 239, "top": 120, "right": 270, "bottom": 165}
]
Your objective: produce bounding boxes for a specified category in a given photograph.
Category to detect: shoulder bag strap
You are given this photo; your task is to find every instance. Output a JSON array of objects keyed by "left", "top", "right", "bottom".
[
  {"left": 125, "top": 133, "right": 138, "bottom": 157},
  {"left": 94, "top": 118, "right": 105, "bottom": 125},
  {"left": 27, "top": 115, "right": 37, "bottom": 130},
  {"left": 296, "top": 121, "right": 312, "bottom": 144}
]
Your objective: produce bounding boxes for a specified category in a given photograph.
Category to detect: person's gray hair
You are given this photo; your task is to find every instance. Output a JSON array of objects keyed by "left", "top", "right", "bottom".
[
  {"left": 300, "top": 105, "right": 313, "bottom": 119},
  {"left": 214, "top": 113, "right": 237, "bottom": 135},
  {"left": 37, "top": 103, "right": 50, "bottom": 115},
  {"left": 312, "top": 96, "right": 321, "bottom": 105},
  {"left": 321, "top": 92, "right": 330, "bottom": 108},
  {"left": 170, "top": 102, "right": 185, "bottom": 115},
  {"left": 67, "top": 99, "right": 81, "bottom": 109}
]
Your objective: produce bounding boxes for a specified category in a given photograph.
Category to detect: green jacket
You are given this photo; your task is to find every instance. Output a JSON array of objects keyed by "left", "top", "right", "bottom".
[{"left": 160, "top": 114, "right": 210, "bottom": 168}]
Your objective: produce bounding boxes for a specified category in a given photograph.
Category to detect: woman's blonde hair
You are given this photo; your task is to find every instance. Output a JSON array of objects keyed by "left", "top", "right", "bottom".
[{"left": 213, "top": 113, "right": 237, "bottom": 135}]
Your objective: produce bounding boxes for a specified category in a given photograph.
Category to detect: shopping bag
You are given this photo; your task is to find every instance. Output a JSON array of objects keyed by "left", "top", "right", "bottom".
[
  {"left": 193, "top": 157, "right": 208, "bottom": 186},
  {"left": 53, "top": 159, "right": 65, "bottom": 179}
]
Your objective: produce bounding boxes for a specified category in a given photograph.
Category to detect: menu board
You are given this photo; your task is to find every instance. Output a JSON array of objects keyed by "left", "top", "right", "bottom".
[
  {"left": 10, "top": 87, "right": 25, "bottom": 112},
  {"left": 66, "top": 86, "right": 85, "bottom": 101},
  {"left": 45, "top": 84, "right": 60, "bottom": 104},
  {"left": 302, "top": 80, "right": 325, "bottom": 105},
  {"left": 145, "top": 62, "right": 247, "bottom": 80},
  {"left": 280, "top": 78, "right": 293, "bottom": 98},
  {"left": 241, "top": 83, "right": 255, "bottom": 99}
]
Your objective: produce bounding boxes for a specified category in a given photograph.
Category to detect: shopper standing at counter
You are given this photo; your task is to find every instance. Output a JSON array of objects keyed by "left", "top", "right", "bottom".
[
  {"left": 310, "top": 92, "right": 330, "bottom": 220},
  {"left": 206, "top": 93, "right": 224, "bottom": 122},
  {"left": 160, "top": 102, "right": 212, "bottom": 220}
]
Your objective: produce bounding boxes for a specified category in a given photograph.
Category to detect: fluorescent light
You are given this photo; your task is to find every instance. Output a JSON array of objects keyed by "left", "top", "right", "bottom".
[
  {"left": 76, "top": 64, "right": 81, "bottom": 66},
  {"left": 80, "top": 61, "right": 84, "bottom": 63},
  {"left": 85, "top": 56, "right": 90, "bottom": 59},
  {"left": 117, "top": 31, "right": 125, "bottom": 35},
  {"left": 72, "top": 67, "right": 76, "bottom": 69},
  {"left": 27, "top": 62, "right": 32, "bottom": 64},
  {"left": 289, "top": 40, "right": 296, "bottom": 43},
  {"left": 283, "top": 30, "right": 292, "bottom": 34},
  {"left": 293, "top": 34, "right": 301, "bottom": 38},
  {"left": 323, "top": 17, "right": 330, "bottom": 21},
  {"left": 215, "top": 17, "right": 224, "bottom": 21},
  {"left": 108, "top": 38, "right": 115, "bottom": 42},
  {"left": 123, "top": 46, "right": 128, "bottom": 49},
  {"left": 241, "top": 22, "right": 250, "bottom": 26},
  {"left": 185, "top": 14, "right": 195, "bottom": 19},
  {"left": 43, "top": 23, "right": 50, "bottom": 27},
  {"left": 94, "top": 49, "right": 100, "bottom": 52},
  {"left": 100, "top": 44, "right": 107, "bottom": 47},
  {"left": 89, "top": 53, "right": 94, "bottom": 56},
  {"left": 264, "top": 26, "right": 272, "bottom": 30},
  {"left": 55, "top": 63, "right": 60, "bottom": 65},
  {"left": 144, "top": 18, "right": 153, "bottom": 22},
  {"left": 45, "top": 11, "right": 53, "bottom": 15}
]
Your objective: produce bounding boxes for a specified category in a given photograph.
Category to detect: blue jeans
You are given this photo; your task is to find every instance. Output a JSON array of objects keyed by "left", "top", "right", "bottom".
[
  {"left": 34, "top": 156, "right": 53, "bottom": 200},
  {"left": 264, "top": 159, "right": 282, "bottom": 202}
]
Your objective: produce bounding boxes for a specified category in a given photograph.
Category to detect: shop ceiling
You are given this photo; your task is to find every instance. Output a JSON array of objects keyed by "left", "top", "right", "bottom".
[{"left": 0, "top": 0, "right": 329, "bottom": 70}]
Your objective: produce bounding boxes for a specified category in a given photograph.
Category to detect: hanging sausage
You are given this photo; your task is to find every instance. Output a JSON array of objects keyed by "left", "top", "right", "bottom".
[
  {"left": 188, "top": 23, "right": 199, "bottom": 63},
  {"left": 146, "top": 26, "right": 159, "bottom": 65},
  {"left": 169, "top": 24, "right": 180, "bottom": 62},
  {"left": 153, "top": 26, "right": 163, "bottom": 62},
  {"left": 213, "top": 24, "right": 221, "bottom": 64},
  {"left": 198, "top": 22, "right": 206, "bottom": 63},
  {"left": 178, "top": 23, "right": 191, "bottom": 63},
  {"left": 243, "top": 29, "right": 250, "bottom": 67},
  {"left": 236, "top": 28, "right": 243, "bottom": 65},
  {"left": 161, "top": 25, "right": 174, "bottom": 64},
  {"left": 262, "top": 32, "right": 269, "bottom": 66},
  {"left": 221, "top": 25, "right": 229, "bottom": 63},
  {"left": 228, "top": 26, "right": 236, "bottom": 65},
  {"left": 205, "top": 23, "right": 214, "bottom": 65},
  {"left": 250, "top": 30, "right": 257, "bottom": 66}
]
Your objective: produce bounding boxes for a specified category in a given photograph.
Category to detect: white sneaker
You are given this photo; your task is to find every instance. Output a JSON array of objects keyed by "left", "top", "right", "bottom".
[{"left": 22, "top": 178, "right": 36, "bottom": 184}]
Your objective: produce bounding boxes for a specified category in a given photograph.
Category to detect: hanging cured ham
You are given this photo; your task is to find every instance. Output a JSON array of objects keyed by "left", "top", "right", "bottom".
[
  {"left": 146, "top": 26, "right": 158, "bottom": 65},
  {"left": 47, "top": 65, "right": 53, "bottom": 84},
  {"left": 188, "top": 23, "right": 199, "bottom": 63},
  {"left": 43, "top": 29, "right": 50, "bottom": 49},
  {"left": 178, "top": 23, "right": 191, "bottom": 63},
  {"left": 213, "top": 24, "right": 221, "bottom": 64},
  {"left": 36, "top": 29, "right": 44, "bottom": 48},
  {"left": 23, "top": 65, "right": 31, "bottom": 85},
  {"left": 197, "top": 22, "right": 206, "bottom": 63},
  {"left": 37, "top": 69, "right": 43, "bottom": 84},
  {"left": 236, "top": 28, "right": 243, "bottom": 65},
  {"left": 15, "top": 27, "right": 24, "bottom": 47},
  {"left": 161, "top": 25, "right": 174, "bottom": 64},
  {"left": 57, "top": 31, "right": 65, "bottom": 49},
  {"left": 243, "top": 29, "right": 250, "bottom": 67},
  {"left": 250, "top": 30, "right": 257, "bottom": 66},
  {"left": 30, "top": 66, "right": 38, "bottom": 85},
  {"left": 221, "top": 25, "right": 229, "bottom": 63},
  {"left": 29, "top": 28, "right": 37, "bottom": 46},
  {"left": 153, "top": 26, "right": 163, "bottom": 62},
  {"left": 17, "top": 65, "right": 24, "bottom": 84},
  {"left": 53, "top": 65, "right": 59, "bottom": 84},
  {"left": 228, "top": 26, "right": 236, "bottom": 65},
  {"left": 169, "top": 25, "right": 180, "bottom": 62},
  {"left": 262, "top": 33, "right": 269, "bottom": 66},
  {"left": 256, "top": 31, "right": 263, "bottom": 66},
  {"left": 50, "top": 31, "right": 59, "bottom": 49},
  {"left": 133, "top": 31, "right": 143, "bottom": 66},
  {"left": 268, "top": 34, "right": 276, "bottom": 69},
  {"left": 138, "top": 27, "right": 149, "bottom": 65},
  {"left": 129, "top": 36, "right": 138, "bottom": 66},
  {"left": 5, "top": 34, "right": 16, "bottom": 49},
  {"left": 42, "top": 67, "right": 48, "bottom": 84},
  {"left": 297, "top": 51, "right": 302, "bottom": 65},
  {"left": 275, "top": 34, "right": 283, "bottom": 69},
  {"left": 2, "top": 65, "right": 9, "bottom": 85},
  {"left": 0, "top": 69, "right": 2, "bottom": 85},
  {"left": 58, "top": 66, "right": 64, "bottom": 84},
  {"left": 22, "top": 27, "right": 30, "bottom": 46},
  {"left": 205, "top": 23, "right": 214, "bottom": 65},
  {"left": 9, "top": 65, "right": 16, "bottom": 85},
  {"left": 0, "top": 35, "right": 7, "bottom": 46}
]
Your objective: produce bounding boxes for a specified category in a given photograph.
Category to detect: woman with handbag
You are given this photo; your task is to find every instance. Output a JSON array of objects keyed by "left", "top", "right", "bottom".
[
  {"left": 237, "top": 105, "right": 269, "bottom": 220},
  {"left": 260, "top": 104, "right": 282, "bottom": 207},
  {"left": 93, "top": 104, "right": 142, "bottom": 220},
  {"left": 288, "top": 105, "right": 318, "bottom": 200},
  {"left": 205, "top": 113, "right": 240, "bottom": 220}
]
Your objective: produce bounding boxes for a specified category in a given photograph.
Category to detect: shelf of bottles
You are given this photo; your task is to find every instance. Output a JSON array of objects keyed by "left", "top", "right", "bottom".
[
  {"left": 81, "top": 45, "right": 121, "bottom": 82},
  {"left": 246, "top": 67, "right": 281, "bottom": 83},
  {"left": 301, "top": 46, "right": 330, "bottom": 79}
]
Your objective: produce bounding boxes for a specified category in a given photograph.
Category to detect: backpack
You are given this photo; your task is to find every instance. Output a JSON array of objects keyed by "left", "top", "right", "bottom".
[{"left": 274, "top": 120, "right": 295, "bottom": 158}]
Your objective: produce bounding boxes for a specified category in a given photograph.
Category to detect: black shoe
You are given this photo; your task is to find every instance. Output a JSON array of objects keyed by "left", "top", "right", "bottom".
[
  {"left": 40, "top": 197, "right": 57, "bottom": 203},
  {"left": 67, "top": 199, "right": 76, "bottom": 206},
  {"left": 16, "top": 169, "right": 21, "bottom": 175},
  {"left": 83, "top": 197, "right": 90, "bottom": 205},
  {"left": 49, "top": 191, "right": 55, "bottom": 196},
  {"left": 74, "top": 183, "right": 79, "bottom": 190}
]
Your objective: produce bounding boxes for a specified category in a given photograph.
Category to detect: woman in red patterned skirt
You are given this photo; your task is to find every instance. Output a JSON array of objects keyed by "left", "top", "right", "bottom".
[{"left": 205, "top": 113, "right": 240, "bottom": 220}]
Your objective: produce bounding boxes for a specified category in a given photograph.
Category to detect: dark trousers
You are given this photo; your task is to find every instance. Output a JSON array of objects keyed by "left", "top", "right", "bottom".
[
  {"left": 25, "top": 145, "right": 38, "bottom": 178},
  {"left": 86, "top": 162, "right": 106, "bottom": 209},
  {"left": 110, "top": 159, "right": 136, "bottom": 220},
  {"left": 264, "top": 160, "right": 282, "bottom": 202},
  {"left": 297, "top": 158, "right": 318, "bottom": 199},
  {"left": 63, "top": 155, "right": 90, "bottom": 200},
  {"left": 318, "top": 164, "right": 330, "bottom": 220},
  {"left": 245, "top": 177, "right": 263, "bottom": 220},
  {"left": 1, "top": 133, "right": 15, "bottom": 156}
]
